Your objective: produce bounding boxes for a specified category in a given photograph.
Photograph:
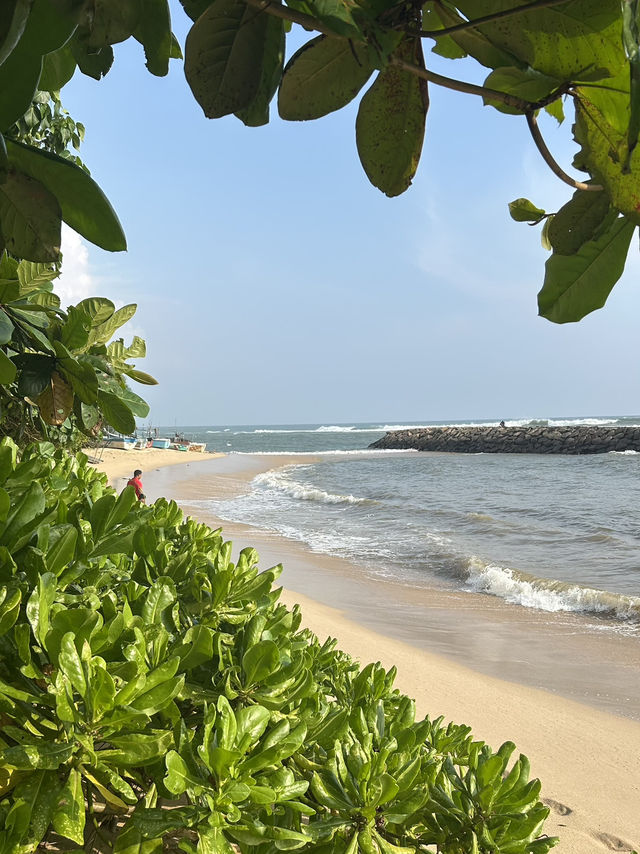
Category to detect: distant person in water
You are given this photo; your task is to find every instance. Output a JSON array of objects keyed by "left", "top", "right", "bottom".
[{"left": 127, "top": 469, "right": 146, "bottom": 502}]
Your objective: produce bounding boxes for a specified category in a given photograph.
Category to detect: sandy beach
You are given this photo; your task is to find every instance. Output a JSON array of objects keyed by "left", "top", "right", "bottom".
[
  {"left": 85, "top": 445, "right": 225, "bottom": 489},
  {"left": 92, "top": 449, "right": 640, "bottom": 854}
]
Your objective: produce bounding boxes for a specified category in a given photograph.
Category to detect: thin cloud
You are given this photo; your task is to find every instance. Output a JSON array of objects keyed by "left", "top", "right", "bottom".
[{"left": 57, "top": 225, "right": 94, "bottom": 308}]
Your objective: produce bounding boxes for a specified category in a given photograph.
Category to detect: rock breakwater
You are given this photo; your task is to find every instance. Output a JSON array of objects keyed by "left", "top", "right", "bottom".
[{"left": 369, "top": 426, "right": 640, "bottom": 454}]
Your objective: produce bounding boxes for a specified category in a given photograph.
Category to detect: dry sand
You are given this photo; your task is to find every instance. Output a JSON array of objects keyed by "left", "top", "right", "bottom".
[
  {"left": 84, "top": 446, "right": 225, "bottom": 489},
  {"left": 92, "top": 449, "right": 640, "bottom": 854}
]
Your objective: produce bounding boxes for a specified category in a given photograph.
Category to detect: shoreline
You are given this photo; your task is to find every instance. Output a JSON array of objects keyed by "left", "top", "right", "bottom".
[
  {"left": 94, "top": 450, "right": 640, "bottom": 852},
  {"left": 146, "top": 454, "right": 640, "bottom": 722}
]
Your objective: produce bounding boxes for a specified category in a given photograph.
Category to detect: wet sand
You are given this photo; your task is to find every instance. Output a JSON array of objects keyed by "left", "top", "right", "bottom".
[{"left": 100, "top": 451, "right": 640, "bottom": 853}]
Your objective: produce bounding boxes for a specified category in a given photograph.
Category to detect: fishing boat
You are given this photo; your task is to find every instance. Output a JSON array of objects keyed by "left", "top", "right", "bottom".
[
  {"left": 151, "top": 438, "right": 171, "bottom": 449},
  {"left": 103, "top": 434, "right": 136, "bottom": 450},
  {"left": 170, "top": 433, "right": 207, "bottom": 453}
]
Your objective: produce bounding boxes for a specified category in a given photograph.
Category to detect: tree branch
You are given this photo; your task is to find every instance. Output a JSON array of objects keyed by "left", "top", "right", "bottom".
[
  {"left": 247, "top": 0, "right": 569, "bottom": 114},
  {"left": 526, "top": 112, "right": 603, "bottom": 191},
  {"left": 246, "top": 0, "right": 602, "bottom": 192},
  {"left": 420, "top": 0, "right": 574, "bottom": 39}
]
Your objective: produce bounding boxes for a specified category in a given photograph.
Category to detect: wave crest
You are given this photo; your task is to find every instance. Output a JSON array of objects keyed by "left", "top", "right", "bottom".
[
  {"left": 253, "top": 468, "right": 372, "bottom": 505},
  {"left": 465, "top": 557, "right": 640, "bottom": 621}
]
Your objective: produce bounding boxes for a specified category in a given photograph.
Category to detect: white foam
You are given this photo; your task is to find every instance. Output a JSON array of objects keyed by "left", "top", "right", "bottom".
[
  {"left": 253, "top": 467, "right": 371, "bottom": 505},
  {"left": 228, "top": 449, "right": 418, "bottom": 456},
  {"left": 465, "top": 556, "right": 640, "bottom": 620}
]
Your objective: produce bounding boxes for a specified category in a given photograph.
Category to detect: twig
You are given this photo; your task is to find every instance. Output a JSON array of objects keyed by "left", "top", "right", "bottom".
[{"left": 526, "top": 111, "right": 603, "bottom": 191}]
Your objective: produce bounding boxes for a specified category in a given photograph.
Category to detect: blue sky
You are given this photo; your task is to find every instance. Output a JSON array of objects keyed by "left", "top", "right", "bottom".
[{"left": 58, "top": 3, "right": 640, "bottom": 426}]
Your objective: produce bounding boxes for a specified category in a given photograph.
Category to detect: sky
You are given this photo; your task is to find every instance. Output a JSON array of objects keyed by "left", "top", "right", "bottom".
[{"left": 57, "top": 3, "right": 640, "bottom": 426}]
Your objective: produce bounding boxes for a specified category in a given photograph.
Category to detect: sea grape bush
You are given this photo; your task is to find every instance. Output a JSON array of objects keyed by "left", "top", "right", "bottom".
[{"left": 0, "top": 439, "right": 558, "bottom": 853}]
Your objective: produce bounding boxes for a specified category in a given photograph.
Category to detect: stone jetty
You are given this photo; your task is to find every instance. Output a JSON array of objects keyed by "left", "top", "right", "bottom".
[{"left": 368, "top": 425, "right": 640, "bottom": 454}]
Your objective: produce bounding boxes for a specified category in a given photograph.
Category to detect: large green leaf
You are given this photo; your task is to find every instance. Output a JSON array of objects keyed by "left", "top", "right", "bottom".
[
  {"left": 60, "top": 305, "right": 91, "bottom": 350},
  {"left": 45, "top": 524, "right": 78, "bottom": 576},
  {"left": 39, "top": 43, "right": 77, "bottom": 91},
  {"left": 483, "top": 67, "right": 562, "bottom": 114},
  {"left": 454, "top": 0, "right": 625, "bottom": 81},
  {"left": 0, "top": 585, "right": 21, "bottom": 637},
  {"left": 0, "top": 169, "right": 61, "bottom": 261},
  {"left": 70, "top": 38, "right": 114, "bottom": 80},
  {"left": 424, "top": 1, "right": 522, "bottom": 69},
  {"left": 0, "top": 0, "right": 31, "bottom": 67},
  {"left": 52, "top": 767, "right": 85, "bottom": 845},
  {"left": 76, "top": 296, "right": 115, "bottom": 325},
  {"left": 573, "top": 97, "right": 640, "bottom": 224},
  {"left": 306, "top": 0, "right": 360, "bottom": 38},
  {"left": 356, "top": 41, "right": 428, "bottom": 197},
  {"left": 123, "top": 366, "right": 158, "bottom": 385},
  {"left": 15, "top": 352, "right": 54, "bottom": 397},
  {"left": 242, "top": 639, "right": 280, "bottom": 685},
  {"left": 98, "top": 388, "right": 136, "bottom": 434},
  {"left": 547, "top": 188, "right": 613, "bottom": 254},
  {"left": 36, "top": 370, "right": 74, "bottom": 424},
  {"left": 5, "top": 139, "right": 126, "bottom": 251},
  {"left": 76, "top": 0, "right": 142, "bottom": 50},
  {"left": 134, "top": 0, "right": 174, "bottom": 77},
  {"left": 55, "top": 345, "right": 99, "bottom": 404},
  {"left": 17, "top": 258, "right": 58, "bottom": 292},
  {"left": 180, "top": 0, "right": 212, "bottom": 21},
  {"left": 538, "top": 215, "right": 635, "bottom": 322},
  {"left": 5, "top": 770, "right": 64, "bottom": 852},
  {"left": 100, "top": 731, "right": 174, "bottom": 767},
  {"left": 0, "top": 0, "right": 77, "bottom": 129},
  {"left": 0, "top": 309, "right": 13, "bottom": 344},
  {"left": 0, "top": 739, "right": 75, "bottom": 770},
  {"left": 113, "top": 384, "right": 150, "bottom": 418},
  {"left": 278, "top": 35, "right": 375, "bottom": 121},
  {"left": 184, "top": 0, "right": 270, "bottom": 118},
  {"left": 234, "top": 14, "right": 284, "bottom": 127},
  {"left": 88, "top": 302, "right": 136, "bottom": 346}
]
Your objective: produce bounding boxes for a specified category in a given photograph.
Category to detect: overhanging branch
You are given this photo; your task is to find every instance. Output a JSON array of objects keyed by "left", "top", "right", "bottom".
[
  {"left": 246, "top": 0, "right": 602, "bottom": 192},
  {"left": 526, "top": 112, "right": 603, "bottom": 191}
]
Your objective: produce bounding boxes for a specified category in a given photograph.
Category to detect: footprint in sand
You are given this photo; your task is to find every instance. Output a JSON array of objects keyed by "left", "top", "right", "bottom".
[
  {"left": 593, "top": 831, "right": 638, "bottom": 852},
  {"left": 542, "top": 797, "right": 573, "bottom": 816}
]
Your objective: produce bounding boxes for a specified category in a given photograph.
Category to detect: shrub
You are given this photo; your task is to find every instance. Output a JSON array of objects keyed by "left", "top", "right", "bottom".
[{"left": 0, "top": 440, "right": 557, "bottom": 853}]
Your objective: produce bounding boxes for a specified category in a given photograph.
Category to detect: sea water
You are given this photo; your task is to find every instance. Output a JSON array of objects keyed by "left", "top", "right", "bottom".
[{"left": 162, "top": 416, "right": 640, "bottom": 631}]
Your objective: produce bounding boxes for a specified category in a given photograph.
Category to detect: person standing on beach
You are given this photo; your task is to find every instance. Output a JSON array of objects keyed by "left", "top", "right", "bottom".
[{"left": 127, "top": 469, "right": 146, "bottom": 503}]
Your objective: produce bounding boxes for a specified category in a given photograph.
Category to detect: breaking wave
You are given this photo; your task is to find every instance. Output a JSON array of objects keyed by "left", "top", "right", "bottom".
[
  {"left": 253, "top": 467, "right": 373, "bottom": 505},
  {"left": 464, "top": 557, "right": 640, "bottom": 621}
]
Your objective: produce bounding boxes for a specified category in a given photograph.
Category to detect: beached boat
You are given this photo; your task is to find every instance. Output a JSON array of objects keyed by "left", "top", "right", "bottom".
[
  {"left": 169, "top": 433, "right": 207, "bottom": 453},
  {"left": 151, "top": 438, "right": 171, "bottom": 449},
  {"left": 103, "top": 434, "right": 136, "bottom": 450}
]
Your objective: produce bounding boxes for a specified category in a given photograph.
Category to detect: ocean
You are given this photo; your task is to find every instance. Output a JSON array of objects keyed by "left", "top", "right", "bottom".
[{"left": 159, "top": 416, "right": 640, "bottom": 633}]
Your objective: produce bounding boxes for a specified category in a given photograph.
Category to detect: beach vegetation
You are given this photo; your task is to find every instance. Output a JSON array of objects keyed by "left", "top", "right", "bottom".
[
  {"left": 0, "top": 252, "right": 156, "bottom": 445},
  {"left": 2, "top": 2, "right": 640, "bottom": 320},
  {"left": 0, "top": 439, "right": 558, "bottom": 852}
]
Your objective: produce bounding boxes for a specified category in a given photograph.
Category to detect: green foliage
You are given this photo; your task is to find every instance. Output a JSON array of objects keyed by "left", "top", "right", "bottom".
[
  {"left": 0, "top": 440, "right": 558, "bottom": 853},
  {"left": 2, "top": 0, "right": 640, "bottom": 318},
  {"left": 0, "top": 252, "right": 156, "bottom": 444},
  {"left": 8, "top": 90, "right": 86, "bottom": 170}
]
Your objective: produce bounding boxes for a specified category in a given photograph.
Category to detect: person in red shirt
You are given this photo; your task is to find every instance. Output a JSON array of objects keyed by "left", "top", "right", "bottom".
[{"left": 127, "top": 469, "right": 146, "bottom": 502}]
